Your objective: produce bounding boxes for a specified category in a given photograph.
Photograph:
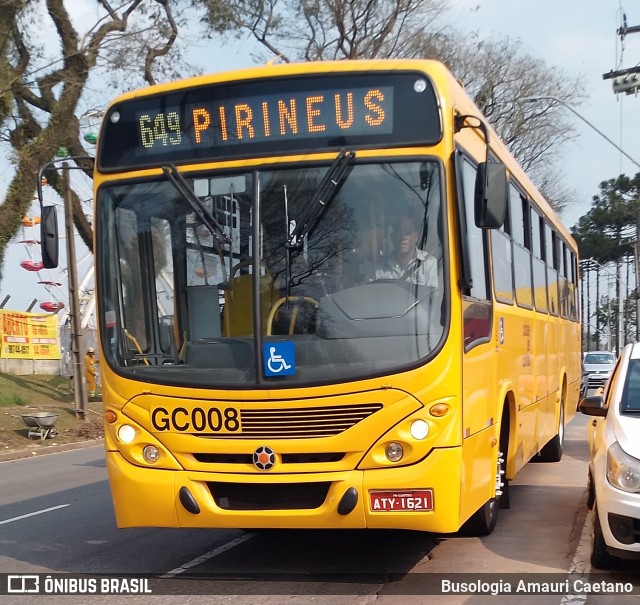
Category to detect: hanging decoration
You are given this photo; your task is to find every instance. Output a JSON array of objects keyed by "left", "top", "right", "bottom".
[
  {"left": 39, "top": 301, "right": 65, "bottom": 312},
  {"left": 21, "top": 259, "right": 44, "bottom": 271},
  {"left": 21, "top": 216, "right": 41, "bottom": 227}
]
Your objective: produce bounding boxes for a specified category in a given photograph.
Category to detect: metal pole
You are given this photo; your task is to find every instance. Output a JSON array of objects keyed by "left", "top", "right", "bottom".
[
  {"left": 617, "top": 260, "right": 623, "bottom": 353},
  {"left": 521, "top": 96, "right": 640, "bottom": 170},
  {"left": 586, "top": 264, "right": 591, "bottom": 349},
  {"left": 595, "top": 267, "right": 600, "bottom": 350},
  {"left": 580, "top": 268, "right": 585, "bottom": 349},
  {"left": 636, "top": 235, "right": 640, "bottom": 342},
  {"left": 63, "top": 163, "right": 87, "bottom": 420}
]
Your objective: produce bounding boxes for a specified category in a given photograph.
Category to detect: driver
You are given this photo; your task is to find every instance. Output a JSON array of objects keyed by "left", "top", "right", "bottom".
[{"left": 373, "top": 214, "right": 438, "bottom": 287}]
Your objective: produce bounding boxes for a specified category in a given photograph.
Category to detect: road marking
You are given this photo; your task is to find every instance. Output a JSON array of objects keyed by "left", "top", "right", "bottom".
[
  {"left": 560, "top": 508, "right": 593, "bottom": 605},
  {"left": 0, "top": 504, "right": 70, "bottom": 525},
  {"left": 161, "top": 532, "right": 255, "bottom": 578}
]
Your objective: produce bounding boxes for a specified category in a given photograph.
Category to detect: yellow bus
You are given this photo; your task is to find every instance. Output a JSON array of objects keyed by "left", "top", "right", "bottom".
[{"left": 46, "top": 59, "right": 581, "bottom": 534}]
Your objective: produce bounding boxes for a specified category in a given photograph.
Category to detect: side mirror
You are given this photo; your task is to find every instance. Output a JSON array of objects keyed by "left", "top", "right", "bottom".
[
  {"left": 41, "top": 205, "right": 59, "bottom": 268},
  {"left": 578, "top": 395, "right": 607, "bottom": 417},
  {"left": 474, "top": 162, "right": 507, "bottom": 229}
]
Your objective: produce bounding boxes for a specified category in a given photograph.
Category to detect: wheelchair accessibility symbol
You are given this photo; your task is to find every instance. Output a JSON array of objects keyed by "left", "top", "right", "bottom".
[{"left": 263, "top": 342, "right": 296, "bottom": 377}]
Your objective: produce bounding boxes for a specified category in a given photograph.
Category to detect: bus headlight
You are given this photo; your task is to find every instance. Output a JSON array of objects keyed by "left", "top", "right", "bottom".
[
  {"left": 117, "top": 424, "right": 136, "bottom": 444},
  {"left": 143, "top": 445, "right": 160, "bottom": 464},
  {"left": 410, "top": 419, "right": 429, "bottom": 440},
  {"left": 385, "top": 442, "right": 404, "bottom": 462}
]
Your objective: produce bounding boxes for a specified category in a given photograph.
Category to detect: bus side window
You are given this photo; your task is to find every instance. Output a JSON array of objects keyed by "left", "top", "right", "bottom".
[{"left": 458, "top": 154, "right": 492, "bottom": 348}]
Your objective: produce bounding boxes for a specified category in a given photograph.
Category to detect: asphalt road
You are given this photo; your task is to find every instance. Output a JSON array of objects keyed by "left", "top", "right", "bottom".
[{"left": 0, "top": 413, "right": 637, "bottom": 605}]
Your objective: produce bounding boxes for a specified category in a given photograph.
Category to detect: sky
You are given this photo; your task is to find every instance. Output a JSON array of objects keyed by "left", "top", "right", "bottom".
[
  {"left": 1, "top": 0, "right": 639, "bottom": 317},
  {"left": 453, "top": 0, "right": 640, "bottom": 227}
]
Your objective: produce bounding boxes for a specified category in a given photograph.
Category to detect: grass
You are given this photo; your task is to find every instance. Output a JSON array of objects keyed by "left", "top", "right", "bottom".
[
  {"left": 0, "top": 393, "right": 27, "bottom": 406},
  {"left": 0, "top": 373, "right": 104, "bottom": 454}
]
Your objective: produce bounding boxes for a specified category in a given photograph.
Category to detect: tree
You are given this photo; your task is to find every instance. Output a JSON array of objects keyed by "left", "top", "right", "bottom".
[
  {"left": 572, "top": 175, "right": 639, "bottom": 264},
  {"left": 198, "top": 0, "right": 448, "bottom": 62},
  {"left": 198, "top": 1, "right": 585, "bottom": 214},
  {"left": 572, "top": 174, "right": 640, "bottom": 346},
  {"left": 413, "top": 32, "right": 585, "bottom": 214},
  {"left": 0, "top": 0, "right": 185, "bottom": 283}
]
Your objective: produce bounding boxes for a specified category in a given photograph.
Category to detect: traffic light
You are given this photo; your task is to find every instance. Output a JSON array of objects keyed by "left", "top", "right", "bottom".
[{"left": 612, "top": 73, "right": 640, "bottom": 94}]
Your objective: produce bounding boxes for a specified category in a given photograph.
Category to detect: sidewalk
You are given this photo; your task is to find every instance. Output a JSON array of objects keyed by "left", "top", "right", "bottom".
[{"left": 0, "top": 437, "right": 104, "bottom": 463}]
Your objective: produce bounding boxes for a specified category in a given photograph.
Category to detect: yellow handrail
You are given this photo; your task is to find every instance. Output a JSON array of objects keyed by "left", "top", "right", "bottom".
[
  {"left": 266, "top": 296, "right": 319, "bottom": 335},
  {"left": 124, "top": 329, "right": 150, "bottom": 366}
]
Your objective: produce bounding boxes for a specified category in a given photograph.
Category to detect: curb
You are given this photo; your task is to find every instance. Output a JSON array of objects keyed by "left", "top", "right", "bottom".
[{"left": 0, "top": 438, "right": 104, "bottom": 463}]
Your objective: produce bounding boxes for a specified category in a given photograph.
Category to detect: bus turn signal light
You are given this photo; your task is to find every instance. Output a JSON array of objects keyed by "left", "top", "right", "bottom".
[{"left": 429, "top": 403, "right": 449, "bottom": 417}]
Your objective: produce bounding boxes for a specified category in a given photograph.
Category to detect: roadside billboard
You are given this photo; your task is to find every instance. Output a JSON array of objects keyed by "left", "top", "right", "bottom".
[{"left": 0, "top": 310, "right": 61, "bottom": 360}]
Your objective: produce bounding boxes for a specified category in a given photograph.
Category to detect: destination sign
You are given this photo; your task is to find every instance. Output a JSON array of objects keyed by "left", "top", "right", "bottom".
[
  {"left": 137, "top": 86, "right": 392, "bottom": 151},
  {"left": 97, "top": 72, "right": 441, "bottom": 170}
]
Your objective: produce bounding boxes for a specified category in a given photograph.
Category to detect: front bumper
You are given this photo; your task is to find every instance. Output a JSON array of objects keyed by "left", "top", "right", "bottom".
[
  {"left": 106, "top": 445, "right": 464, "bottom": 533},
  {"left": 586, "top": 373, "right": 612, "bottom": 390},
  {"left": 595, "top": 477, "right": 640, "bottom": 557}
]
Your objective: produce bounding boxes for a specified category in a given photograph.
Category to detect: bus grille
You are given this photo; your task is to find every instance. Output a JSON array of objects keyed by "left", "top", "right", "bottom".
[
  {"left": 193, "top": 452, "right": 344, "bottom": 464},
  {"left": 207, "top": 481, "right": 331, "bottom": 510},
  {"left": 202, "top": 403, "right": 383, "bottom": 439}
]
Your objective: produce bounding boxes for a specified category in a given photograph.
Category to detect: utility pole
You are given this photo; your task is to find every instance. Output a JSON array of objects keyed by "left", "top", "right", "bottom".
[
  {"left": 636, "top": 237, "right": 640, "bottom": 341},
  {"left": 603, "top": 18, "right": 640, "bottom": 347},
  {"left": 63, "top": 163, "right": 87, "bottom": 420},
  {"left": 596, "top": 266, "right": 601, "bottom": 351},
  {"left": 586, "top": 265, "right": 591, "bottom": 349},
  {"left": 603, "top": 17, "right": 640, "bottom": 95},
  {"left": 617, "top": 260, "right": 623, "bottom": 353}
]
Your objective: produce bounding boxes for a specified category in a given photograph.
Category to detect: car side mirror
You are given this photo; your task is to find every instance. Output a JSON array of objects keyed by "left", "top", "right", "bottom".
[{"left": 578, "top": 395, "right": 607, "bottom": 417}]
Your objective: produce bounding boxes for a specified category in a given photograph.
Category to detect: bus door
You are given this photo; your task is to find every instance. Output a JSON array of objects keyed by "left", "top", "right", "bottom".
[{"left": 456, "top": 152, "right": 498, "bottom": 518}]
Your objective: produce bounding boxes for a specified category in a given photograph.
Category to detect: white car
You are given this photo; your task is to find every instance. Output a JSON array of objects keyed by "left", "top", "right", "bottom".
[
  {"left": 579, "top": 342, "right": 640, "bottom": 568},
  {"left": 582, "top": 350, "right": 616, "bottom": 392}
]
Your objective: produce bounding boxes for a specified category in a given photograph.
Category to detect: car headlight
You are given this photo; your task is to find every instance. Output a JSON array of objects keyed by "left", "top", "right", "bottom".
[{"left": 607, "top": 441, "right": 640, "bottom": 492}]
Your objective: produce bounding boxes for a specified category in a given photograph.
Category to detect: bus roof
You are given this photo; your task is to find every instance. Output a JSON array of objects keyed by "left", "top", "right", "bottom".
[{"left": 103, "top": 58, "right": 576, "bottom": 249}]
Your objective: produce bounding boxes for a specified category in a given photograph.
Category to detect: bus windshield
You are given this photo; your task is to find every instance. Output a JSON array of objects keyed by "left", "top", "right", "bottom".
[{"left": 98, "top": 159, "right": 446, "bottom": 388}]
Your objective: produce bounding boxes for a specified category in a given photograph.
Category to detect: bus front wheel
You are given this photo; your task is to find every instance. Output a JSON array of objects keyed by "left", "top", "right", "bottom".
[
  {"left": 461, "top": 448, "right": 504, "bottom": 535},
  {"left": 461, "top": 497, "right": 498, "bottom": 536},
  {"left": 461, "top": 406, "right": 510, "bottom": 535}
]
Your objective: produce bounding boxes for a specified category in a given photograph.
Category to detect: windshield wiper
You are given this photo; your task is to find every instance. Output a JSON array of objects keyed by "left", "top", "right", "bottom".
[
  {"left": 162, "top": 164, "right": 231, "bottom": 247},
  {"left": 286, "top": 148, "right": 355, "bottom": 248}
]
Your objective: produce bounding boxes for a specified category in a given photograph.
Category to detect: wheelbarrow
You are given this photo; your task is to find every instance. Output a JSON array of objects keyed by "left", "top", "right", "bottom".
[{"left": 20, "top": 412, "right": 59, "bottom": 441}]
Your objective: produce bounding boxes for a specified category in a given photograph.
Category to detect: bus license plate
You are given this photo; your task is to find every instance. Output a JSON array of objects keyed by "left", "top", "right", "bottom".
[{"left": 369, "top": 489, "right": 433, "bottom": 512}]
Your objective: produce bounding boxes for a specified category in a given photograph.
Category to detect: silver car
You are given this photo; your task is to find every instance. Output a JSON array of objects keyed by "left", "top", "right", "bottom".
[{"left": 583, "top": 351, "right": 616, "bottom": 392}]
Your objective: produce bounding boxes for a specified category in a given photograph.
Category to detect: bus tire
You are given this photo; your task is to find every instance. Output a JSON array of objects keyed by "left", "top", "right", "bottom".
[
  {"left": 462, "top": 405, "right": 510, "bottom": 535},
  {"left": 499, "top": 407, "right": 510, "bottom": 510},
  {"left": 461, "top": 497, "right": 498, "bottom": 536},
  {"left": 537, "top": 395, "right": 565, "bottom": 463}
]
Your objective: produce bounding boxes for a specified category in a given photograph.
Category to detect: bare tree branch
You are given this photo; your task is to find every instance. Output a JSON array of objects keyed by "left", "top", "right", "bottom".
[{"left": 0, "top": 0, "right": 189, "bottom": 282}]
